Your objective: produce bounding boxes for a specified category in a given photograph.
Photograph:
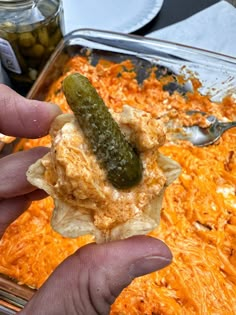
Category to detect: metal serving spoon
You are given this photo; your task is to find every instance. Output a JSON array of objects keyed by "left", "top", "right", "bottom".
[{"left": 172, "top": 111, "right": 236, "bottom": 146}]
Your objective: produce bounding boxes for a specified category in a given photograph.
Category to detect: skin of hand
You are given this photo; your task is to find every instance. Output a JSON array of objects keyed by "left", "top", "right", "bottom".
[{"left": 0, "top": 84, "right": 172, "bottom": 315}]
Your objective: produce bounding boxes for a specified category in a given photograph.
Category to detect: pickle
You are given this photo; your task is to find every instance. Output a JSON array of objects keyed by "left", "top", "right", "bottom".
[
  {"left": 50, "top": 28, "right": 62, "bottom": 46},
  {"left": 63, "top": 73, "right": 143, "bottom": 189},
  {"left": 47, "top": 17, "right": 59, "bottom": 34},
  {"left": 11, "top": 42, "right": 28, "bottom": 72},
  {"left": 37, "top": 27, "right": 49, "bottom": 47}
]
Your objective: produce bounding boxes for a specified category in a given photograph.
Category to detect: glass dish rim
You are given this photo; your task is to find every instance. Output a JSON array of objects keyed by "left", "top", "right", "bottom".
[{"left": 27, "top": 28, "right": 236, "bottom": 101}]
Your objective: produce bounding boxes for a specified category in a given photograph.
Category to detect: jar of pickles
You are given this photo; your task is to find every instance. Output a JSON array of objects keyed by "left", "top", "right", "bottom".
[{"left": 0, "top": 0, "right": 64, "bottom": 94}]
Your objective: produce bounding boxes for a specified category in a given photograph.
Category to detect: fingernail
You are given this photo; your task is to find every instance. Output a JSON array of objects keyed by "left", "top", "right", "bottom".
[
  {"left": 129, "top": 255, "right": 172, "bottom": 278},
  {"left": 33, "top": 100, "right": 62, "bottom": 117},
  {"left": 46, "top": 102, "right": 62, "bottom": 116}
]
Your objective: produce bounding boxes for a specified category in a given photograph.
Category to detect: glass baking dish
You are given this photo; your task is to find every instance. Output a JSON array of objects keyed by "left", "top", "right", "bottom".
[
  {"left": 0, "top": 28, "right": 236, "bottom": 314},
  {"left": 27, "top": 28, "right": 236, "bottom": 102}
]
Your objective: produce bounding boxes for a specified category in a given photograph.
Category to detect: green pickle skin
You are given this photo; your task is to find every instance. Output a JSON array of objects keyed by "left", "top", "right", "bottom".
[{"left": 63, "top": 73, "right": 143, "bottom": 189}]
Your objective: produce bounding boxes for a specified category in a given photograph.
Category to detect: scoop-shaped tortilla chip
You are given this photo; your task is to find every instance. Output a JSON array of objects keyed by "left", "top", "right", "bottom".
[{"left": 27, "top": 106, "right": 181, "bottom": 243}]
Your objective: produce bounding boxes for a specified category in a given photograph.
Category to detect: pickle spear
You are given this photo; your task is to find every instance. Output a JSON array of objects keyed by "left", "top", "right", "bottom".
[{"left": 63, "top": 73, "right": 143, "bottom": 189}]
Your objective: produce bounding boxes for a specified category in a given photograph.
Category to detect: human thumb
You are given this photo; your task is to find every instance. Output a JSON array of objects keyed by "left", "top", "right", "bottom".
[{"left": 20, "top": 235, "right": 172, "bottom": 315}]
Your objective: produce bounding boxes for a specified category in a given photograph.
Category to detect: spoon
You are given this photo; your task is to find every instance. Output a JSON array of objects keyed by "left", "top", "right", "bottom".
[{"left": 171, "top": 110, "right": 236, "bottom": 146}]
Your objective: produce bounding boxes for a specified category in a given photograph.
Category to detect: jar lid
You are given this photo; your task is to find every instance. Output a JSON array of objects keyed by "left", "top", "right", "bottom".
[
  {"left": 0, "top": 0, "right": 35, "bottom": 7},
  {"left": 0, "top": 0, "right": 34, "bottom": 2}
]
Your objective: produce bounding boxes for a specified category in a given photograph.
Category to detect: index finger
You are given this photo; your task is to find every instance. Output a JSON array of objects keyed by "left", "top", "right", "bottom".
[{"left": 0, "top": 84, "right": 62, "bottom": 138}]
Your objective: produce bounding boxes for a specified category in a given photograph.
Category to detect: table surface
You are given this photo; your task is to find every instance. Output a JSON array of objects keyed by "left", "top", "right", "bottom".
[
  {"left": 134, "top": 0, "right": 220, "bottom": 35},
  {"left": 0, "top": 0, "right": 223, "bottom": 90}
]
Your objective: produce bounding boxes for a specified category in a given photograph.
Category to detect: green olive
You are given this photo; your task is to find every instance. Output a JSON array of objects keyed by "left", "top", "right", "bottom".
[
  {"left": 18, "top": 32, "right": 36, "bottom": 48},
  {"left": 32, "top": 44, "right": 45, "bottom": 57}
]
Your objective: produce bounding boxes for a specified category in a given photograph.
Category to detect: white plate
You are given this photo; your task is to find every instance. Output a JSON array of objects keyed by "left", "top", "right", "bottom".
[{"left": 62, "top": 0, "right": 164, "bottom": 34}]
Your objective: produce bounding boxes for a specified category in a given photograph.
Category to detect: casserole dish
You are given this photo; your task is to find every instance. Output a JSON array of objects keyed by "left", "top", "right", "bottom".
[{"left": 0, "top": 29, "right": 236, "bottom": 314}]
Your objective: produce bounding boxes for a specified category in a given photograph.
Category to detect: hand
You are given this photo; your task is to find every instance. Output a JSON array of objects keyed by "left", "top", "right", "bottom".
[
  {"left": 0, "top": 84, "right": 62, "bottom": 236},
  {"left": 21, "top": 236, "right": 172, "bottom": 315},
  {"left": 0, "top": 84, "right": 172, "bottom": 315}
]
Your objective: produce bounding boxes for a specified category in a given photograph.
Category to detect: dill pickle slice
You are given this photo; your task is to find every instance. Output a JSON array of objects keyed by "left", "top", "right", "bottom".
[{"left": 63, "top": 73, "right": 143, "bottom": 189}]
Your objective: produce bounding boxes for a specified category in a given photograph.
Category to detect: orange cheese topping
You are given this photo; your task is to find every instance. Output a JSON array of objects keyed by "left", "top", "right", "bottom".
[{"left": 0, "top": 55, "right": 236, "bottom": 314}]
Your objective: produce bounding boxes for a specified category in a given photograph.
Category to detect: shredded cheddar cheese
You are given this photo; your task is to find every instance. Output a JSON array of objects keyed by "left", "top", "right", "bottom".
[{"left": 0, "top": 56, "right": 236, "bottom": 314}]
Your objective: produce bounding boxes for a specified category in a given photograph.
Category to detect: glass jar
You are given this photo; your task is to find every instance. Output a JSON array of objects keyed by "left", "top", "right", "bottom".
[{"left": 0, "top": 0, "right": 64, "bottom": 94}]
